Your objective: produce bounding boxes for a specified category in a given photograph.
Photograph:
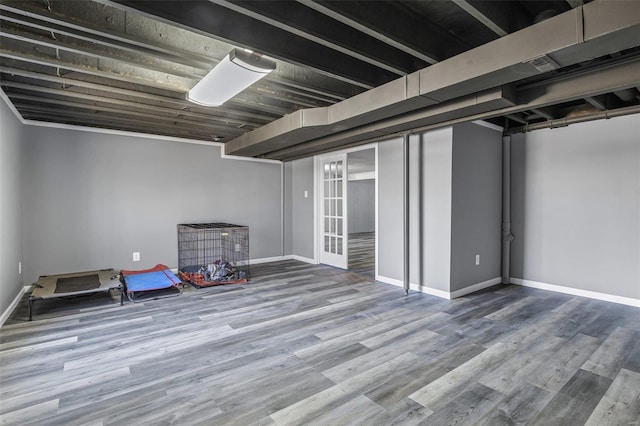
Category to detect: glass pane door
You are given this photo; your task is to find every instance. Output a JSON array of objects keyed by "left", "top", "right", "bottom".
[{"left": 319, "top": 154, "right": 347, "bottom": 269}]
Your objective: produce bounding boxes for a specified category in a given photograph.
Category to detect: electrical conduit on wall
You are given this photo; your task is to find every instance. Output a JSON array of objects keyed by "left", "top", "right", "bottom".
[{"left": 502, "top": 135, "right": 513, "bottom": 284}]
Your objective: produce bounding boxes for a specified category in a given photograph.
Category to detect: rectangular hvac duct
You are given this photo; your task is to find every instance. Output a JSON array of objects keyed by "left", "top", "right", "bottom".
[{"left": 225, "top": 0, "right": 640, "bottom": 159}]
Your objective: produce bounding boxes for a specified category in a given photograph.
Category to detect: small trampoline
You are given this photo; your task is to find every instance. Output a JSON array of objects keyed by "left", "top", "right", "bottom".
[
  {"left": 29, "top": 269, "right": 123, "bottom": 321},
  {"left": 121, "top": 264, "right": 183, "bottom": 302}
]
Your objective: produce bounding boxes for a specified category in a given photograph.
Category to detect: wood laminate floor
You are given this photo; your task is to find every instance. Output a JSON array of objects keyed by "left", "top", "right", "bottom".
[
  {"left": 348, "top": 232, "right": 375, "bottom": 278},
  {"left": 1, "top": 260, "right": 639, "bottom": 425}
]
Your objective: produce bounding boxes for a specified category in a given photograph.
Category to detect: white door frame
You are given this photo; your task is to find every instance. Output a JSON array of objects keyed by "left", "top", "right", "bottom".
[
  {"left": 313, "top": 143, "right": 378, "bottom": 271},
  {"left": 317, "top": 152, "right": 348, "bottom": 269}
]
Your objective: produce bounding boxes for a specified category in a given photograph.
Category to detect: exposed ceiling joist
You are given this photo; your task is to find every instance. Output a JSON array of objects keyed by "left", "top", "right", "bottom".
[
  {"left": 505, "top": 114, "right": 527, "bottom": 124},
  {"left": 451, "top": 0, "right": 509, "bottom": 36},
  {"left": 22, "top": 111, "right": 215, "bottom": 139},
  {"left": 108, "top": 0, "right": 396, "bottom": 89},
  {"left": 1, "top": 0, "right": 638, "bottom": 159},
  {"left": 15, "top": 102, "right": 221, "bottom": 136},
  {"left": 299, "top": 0, "right": 471, "bottom": 63},
  {"left": 2, "top": 84, "right": 248, "bottom": 136},
  {"left": 584, "top": 95, "right": 608, "bottom": 110},
  {"left": 1, "top": 48, "right": 312, "bottom": 117},
  {"left": 0, "top": 65, "right": 278, "bottom": 123},
  {"left": 0, "top": 2, "right": 212, "bottom": 67},
  {"left": 1, "top": 46, "right": 188, "bottom": 91},
  {"left": 2, "top": 1, "right": 359, "bottom": 102},
  {"left": 296, "top": 0, "right": 438, "bottom": 65},
  {"left": 269, "top": 78, "right": 346, "bottom": 102},
  {"left": 209, "top": 0, "right": 413, "bottom": 76},
  {"left": 529, "top": 108, "right": 555, "bottom": 120},
  {"left": 0, "top": 23, "right": 199, "bottom": 79},
  {"left": 264, "top": 81, "right": 343, "bottom": 104},
  {"left": 226, "top": 1, "right": 640, "bottom": 158}
]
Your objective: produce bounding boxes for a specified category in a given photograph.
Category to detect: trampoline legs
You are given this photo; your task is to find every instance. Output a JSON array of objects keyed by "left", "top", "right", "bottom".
[{"left": 28, "top": 297, "right": 33, "bottom": 321}]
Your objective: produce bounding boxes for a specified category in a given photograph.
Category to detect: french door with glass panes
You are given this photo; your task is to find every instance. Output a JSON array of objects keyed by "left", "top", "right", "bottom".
[{"left": 318, "top": 153, "right": 348, "bottom": 269}]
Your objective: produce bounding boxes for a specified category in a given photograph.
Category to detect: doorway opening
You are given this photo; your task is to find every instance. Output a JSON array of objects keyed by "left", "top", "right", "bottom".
[
  {"left": 316, "top": 145, "right": 376, "bottom": 277},
  {"left": 346, "top": 148, "right": 375, "bottom": 278}
]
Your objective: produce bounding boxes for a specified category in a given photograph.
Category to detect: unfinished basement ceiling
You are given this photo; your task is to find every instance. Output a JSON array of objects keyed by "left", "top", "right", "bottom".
[{"left": 1, "top": 0, "right": 639, "bottom": 160}]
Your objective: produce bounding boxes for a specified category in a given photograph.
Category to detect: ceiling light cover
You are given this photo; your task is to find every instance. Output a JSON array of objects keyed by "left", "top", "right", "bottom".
[{"left": 188, "top": 49, "right": 276, "bottom": 107}]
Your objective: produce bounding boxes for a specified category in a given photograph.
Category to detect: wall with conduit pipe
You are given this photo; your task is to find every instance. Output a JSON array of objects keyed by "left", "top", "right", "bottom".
[
  {"left": 510, "top": 114, "right": 640, "bottom": 301},
  {"left": 415, "top": 128, "right": 453, "bottom": 293},
  {"left": 377, "top": 137, "right": 405, "bottom": 281},
  {"left": 449, "top": 123, "right": 503, "bottom": 293},
  {"left": 502, "top": 135, "right": 513, "bottom": 285},
  {"left": 506, "top": 105, "right": 640, "bottom": 135},
  {"left": 376, "top": 122, "right": 502, "bottom": 297}
]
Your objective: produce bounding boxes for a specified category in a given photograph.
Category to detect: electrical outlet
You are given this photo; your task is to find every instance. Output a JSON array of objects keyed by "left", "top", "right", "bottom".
[
  {"left": 475, "top": 254, "right": 480, "bottom": 266},
  {"left": 133, "top": 252, "right": 140, "bottom": 262},
  {"left": 304, "top": 190, "right": 308, "bottom": 198},
  {"left": 18, "top": 261, "right": 22, "bottom": 275}
]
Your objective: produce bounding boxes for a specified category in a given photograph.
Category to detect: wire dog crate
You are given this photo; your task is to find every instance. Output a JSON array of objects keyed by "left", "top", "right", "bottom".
[{"left": 177, "top": 223, "right": 249, "bottom": 287}]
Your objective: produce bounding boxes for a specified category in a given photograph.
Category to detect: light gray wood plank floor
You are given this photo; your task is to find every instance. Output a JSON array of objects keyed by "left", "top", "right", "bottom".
[
  {"left": 1, "top": 260, "right": 639, "bottom": 425},
  {"left": 348, "top": 232, "right": 374, "bottom": 278}
]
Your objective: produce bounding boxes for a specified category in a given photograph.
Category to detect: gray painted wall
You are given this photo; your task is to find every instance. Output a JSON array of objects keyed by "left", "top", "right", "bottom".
[
  {"left": 0, "top": 99, "right": 24, "bottom": 315},
  {"left": 21, "top": 126, "right": 282, "bottom": 286},
  {"left": 450, "top": 122, "right": 502, "bottom": 292},
  {"left": 348, "top": 180, "right": 375, "bottom": 233},
  {"left": 290, "top": 157, "right": 315, "bottom": 260},
  {"left": 409, "top": 135, "right": 422, "bottom": 286},
  {"left": 377, "top": 130, "right": 453, "bottom": 291},
  {"left": 511, "top": 132, "right": 527, "bottom": 286},
  {"left": 421, "top": 128, "right": 454, "bottom": 291},
  {"left": 511, "top": 114, "right": 639, "bottom": 299},
  {"left": 283, "top": 162, "right": 293, "bottom": 256},
  {"left": 377, "top": 124, "right": 500, "bottom": 294},
  {"left": 377, "top": 137, "right": 404, "bottom": 280}
]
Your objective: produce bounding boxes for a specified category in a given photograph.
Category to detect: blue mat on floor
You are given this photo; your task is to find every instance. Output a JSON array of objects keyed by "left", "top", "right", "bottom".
[{"left": 124, "top": 270, "right": 181, "bottom": 292}]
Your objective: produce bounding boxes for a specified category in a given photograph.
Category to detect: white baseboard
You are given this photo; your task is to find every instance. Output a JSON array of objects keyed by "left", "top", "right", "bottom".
[
  {"left": 1, "top": 285, "right": 31, "bottom": 327},
  {"left": 251, "top": 255, "right": 317, "bottom": 265},
  {"left": 510, "top": 278, "right": 640, "bottom": 308},
  {"left": 451, "top": 277, "right": 502, "bottom": 299},
  {"left": 375, "top": 275, "right": 503, "bottom": 300},
  {"left": 450, "top": 277, "right": 502, "bottom": 299},
  {"left": 376, "top": 275, "right": 452, "bottom": 299},
  {"left": 248, "top": 256, "right": 290, "bottom": 265},
  {"left": 291, "top": 255, "right": 317, "bottom": 264},
  {"left": 375, "top": 275, "right": 403, "bottom": 287}
]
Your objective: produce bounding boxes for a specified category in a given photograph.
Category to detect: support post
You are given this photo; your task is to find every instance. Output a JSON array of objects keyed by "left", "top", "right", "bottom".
[
  {"left": 502, "top": 135, "right": 514, "bottom": 284},
  {"left": 403, "top": 134, "right": 410, "bottom": 295},
  {"left": 281, "top": 162, "right": 285, "bottom": 257}
]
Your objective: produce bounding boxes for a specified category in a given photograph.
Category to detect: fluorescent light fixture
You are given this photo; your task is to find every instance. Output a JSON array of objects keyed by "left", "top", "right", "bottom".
[{"left": 188, "top": 49, "right": 276, "bottom": 106}]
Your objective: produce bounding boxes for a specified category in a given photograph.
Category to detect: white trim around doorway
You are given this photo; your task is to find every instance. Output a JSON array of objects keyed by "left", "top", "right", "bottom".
[{"left": 313, "top": 143, "right": 378, "bottom": 271}]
